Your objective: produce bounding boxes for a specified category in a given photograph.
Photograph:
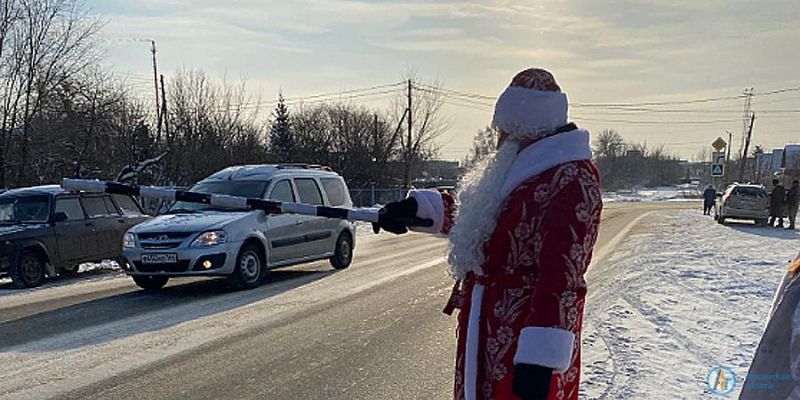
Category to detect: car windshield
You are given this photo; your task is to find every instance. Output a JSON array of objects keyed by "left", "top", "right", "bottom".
[
  {"left": 167, "top": 180, "right": 269, "bottom": 213},
  {"left": 0, "top": 195, "right": 50, "bottom": 224}
]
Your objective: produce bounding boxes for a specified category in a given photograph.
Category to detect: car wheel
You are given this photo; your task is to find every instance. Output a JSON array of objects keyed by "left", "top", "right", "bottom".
[
  {"left": 756, "top": 219, "right": 768, "bottom": 227},
  {"left": 10, "top": 251, "right": 45, "bottom": 288},
  {"left": 59, "top": 264, "right": 80, "bottom": 276},
  {"left": 228, "top": 243, "right": 264, "bottom": 290},
  {"left": 330, "top": 232, "right": 353, "bottom": 270},
  {"left": 132, "top": 275, "right": 169, "bottom": 291}
]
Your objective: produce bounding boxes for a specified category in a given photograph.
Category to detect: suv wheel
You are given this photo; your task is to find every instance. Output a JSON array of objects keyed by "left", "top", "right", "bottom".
[
  {"left": 59, "top": 264, "right": 80, "bottom": 276},
  {"left": 132, "top": 275, "right": 169, "bottom": 291},
  {"left": 330, "top": 232, "right": 353, "bottom": 270},
  {"left": 228, "top": 243, "right": 264, "bottom": 290},
  {"left": 10, "top": 251, "right": 45, "bottom": 288}
]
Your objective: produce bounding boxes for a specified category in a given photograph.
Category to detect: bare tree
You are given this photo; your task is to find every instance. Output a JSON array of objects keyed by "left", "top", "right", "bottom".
[
  {"left": 464, "top": 126, "right": 498, "bottom": 168},
  {"left": 166, "top": 69, "right": 266, "bottom": 185},
  {"left": 0, "top": 0, "right": 100, "bottom": 187}
]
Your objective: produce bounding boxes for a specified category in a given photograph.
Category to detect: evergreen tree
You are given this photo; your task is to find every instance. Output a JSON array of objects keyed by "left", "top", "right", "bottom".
[{"left": 269, "top": 93, "right": 294, "bottom": 162}]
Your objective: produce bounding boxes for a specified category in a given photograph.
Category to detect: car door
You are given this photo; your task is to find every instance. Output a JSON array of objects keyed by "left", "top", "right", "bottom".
[
  {"left": 53, "top": 195, "right": 97, "bottom": 263},
  {"left": 102, "top": 195, "right": 129, "bottom": 255},
  {"left": 80, "top": 194, "right": 118, "bottom": 259},
  {"left": 266, "top": 179, "right": 305, "bottom": 264},
  {"left": 293, "top": 177, "right": 331, "bottom": 257},
  {"left": 319, "top": 177, "right": 351, "bottom": 251}
]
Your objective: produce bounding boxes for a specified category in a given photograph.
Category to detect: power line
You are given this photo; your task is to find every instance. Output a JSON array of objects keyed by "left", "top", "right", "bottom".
[
  {"left": 204, "top": 83, "right": 405, "bottom": 113},
  {"left": 570, "top": 116, "right": 742, "bottom": 125},
  {"left": 419, "top": 83, "right": 800, "bottom": 109}
]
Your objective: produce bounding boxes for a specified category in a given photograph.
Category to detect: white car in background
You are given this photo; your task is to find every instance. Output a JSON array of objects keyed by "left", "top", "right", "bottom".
[
  {"left": 714, "top": 183, "right": 770, "bottom": 226},
  {"left": 118, "top": 165, "right": 356, "bottom": 290}
]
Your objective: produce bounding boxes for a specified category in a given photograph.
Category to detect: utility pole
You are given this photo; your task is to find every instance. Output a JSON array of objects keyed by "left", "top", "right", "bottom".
[
  {"left": 151, "top": 40, "right": 161, "bottom": 144},
  {"left": 160, "top": 74, "right": 169, "bottom": 143},
  {"left": 738, "top": 112, "right": 756, "bottom": 182},
  {"left": 405, "top": 79, "right": 413, "bottom": 189},
  {"left": 738, "top": 88, "right": 753, "bottom": 160},
  {"left": 726, "top": 130, "right": 733, "bottom": 161},
  {"left": 725, "top": 130, "right": 733, "bottom": 186}
]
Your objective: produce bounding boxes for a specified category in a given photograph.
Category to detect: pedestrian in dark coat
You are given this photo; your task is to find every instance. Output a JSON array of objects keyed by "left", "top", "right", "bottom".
[
  {"left": 787, "top": 180, "right": 799, "bottom": 230},
  {"left": 702, "top": 184, "right": 716, "bottom": 215},
  {"left": 770, "top": 179, "right": 786, "bottom": 228}
]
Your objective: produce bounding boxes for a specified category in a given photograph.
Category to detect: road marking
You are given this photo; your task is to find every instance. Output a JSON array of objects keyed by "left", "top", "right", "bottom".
[{"left": 591, "top": 211, "right": 655, "bottom": 268}]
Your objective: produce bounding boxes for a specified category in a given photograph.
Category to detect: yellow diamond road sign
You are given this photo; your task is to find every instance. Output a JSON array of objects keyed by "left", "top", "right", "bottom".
[{"left": 712, "top": 137, "right": 727, "bottom": 151}]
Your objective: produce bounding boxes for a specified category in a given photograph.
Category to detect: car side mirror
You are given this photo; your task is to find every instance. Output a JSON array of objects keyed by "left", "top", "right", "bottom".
[{"left": 52, "top": 212, "right": 69, "bottom": 223}]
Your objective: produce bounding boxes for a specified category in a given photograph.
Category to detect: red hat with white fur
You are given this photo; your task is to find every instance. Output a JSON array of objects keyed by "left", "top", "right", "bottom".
[{"left": 491, "top": 68, "right": 569, "bottom": 141}]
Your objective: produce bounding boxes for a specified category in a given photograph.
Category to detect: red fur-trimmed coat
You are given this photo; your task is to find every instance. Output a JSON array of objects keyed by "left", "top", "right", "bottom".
[{"left": 441, "top": 160, "right": 602, "bottom": 400}]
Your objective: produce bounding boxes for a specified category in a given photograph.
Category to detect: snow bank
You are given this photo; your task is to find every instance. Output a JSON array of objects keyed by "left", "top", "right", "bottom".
[
  {"left": 603, "top": 186, "right": 703, "bottom": 203},
  {"left": 582, "top": 210, "right": 799, "bottom": 399}
]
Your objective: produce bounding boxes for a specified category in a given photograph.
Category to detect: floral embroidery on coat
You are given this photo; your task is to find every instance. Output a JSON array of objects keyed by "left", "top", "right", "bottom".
[{"left": 452, "top": 160, "right": 602, "bottom": 400}]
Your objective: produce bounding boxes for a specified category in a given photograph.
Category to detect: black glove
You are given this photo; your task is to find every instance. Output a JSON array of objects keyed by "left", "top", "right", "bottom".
[
  {"left": 372, "top": 197, "right": 418, "bottom": 234},
  {"left": 512, "top": 364, "right": 553, "bottom": 400}
]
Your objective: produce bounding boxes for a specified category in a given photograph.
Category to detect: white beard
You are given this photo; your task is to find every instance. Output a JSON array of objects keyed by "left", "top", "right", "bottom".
[{"left": 447, "top": 141, "right": 520, "bottom": 279}]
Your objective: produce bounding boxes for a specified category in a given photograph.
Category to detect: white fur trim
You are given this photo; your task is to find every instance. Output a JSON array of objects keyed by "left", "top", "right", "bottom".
[
  {"left": 492, "top": 86, "right": 568, "bottom": 140},
  {"left": 408, "top": 189, "right": 444, "bottom": 233},
  {"left": 501, "top": 129, "right": 592, "bottom": 196},
  {"left": 513, "top": 327, "right": 575, "bottom": 373},
  {"left": 465, "top": 284, "right": 484, "bottom": 400}
]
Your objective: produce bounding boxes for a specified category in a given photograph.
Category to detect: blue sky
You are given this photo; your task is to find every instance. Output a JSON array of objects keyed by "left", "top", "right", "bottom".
[{"left": 88, "top": 0, "right": 800, "bottom": 160}]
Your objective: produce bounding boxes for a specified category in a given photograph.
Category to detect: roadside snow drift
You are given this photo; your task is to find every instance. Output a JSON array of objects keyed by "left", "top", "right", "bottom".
[{"left": 582, "top": 209, "right": 798, "bottom": 399}]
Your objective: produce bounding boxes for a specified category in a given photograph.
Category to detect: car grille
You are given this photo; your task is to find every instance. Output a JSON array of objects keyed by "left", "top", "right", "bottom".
[
  {"left": 133, "top": 260, "right": 190, "bottom": 273},
  {"left": 138, "top": 232, "right": 193, "bottom": 250}
]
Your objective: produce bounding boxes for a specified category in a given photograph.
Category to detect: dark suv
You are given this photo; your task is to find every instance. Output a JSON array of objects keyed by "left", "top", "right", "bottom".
[{"left": 0, "top": 185, "right": 150, "bottom": 288}]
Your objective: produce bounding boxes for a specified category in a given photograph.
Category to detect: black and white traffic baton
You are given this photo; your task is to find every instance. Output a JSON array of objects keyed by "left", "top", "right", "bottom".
[{"left": 60, "top": 178, "right": 433, "bottom": 229}]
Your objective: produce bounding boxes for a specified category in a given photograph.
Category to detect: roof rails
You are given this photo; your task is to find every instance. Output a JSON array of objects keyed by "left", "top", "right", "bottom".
[{"left": 275, "top": 163, "right": 333, "bottom": 172}]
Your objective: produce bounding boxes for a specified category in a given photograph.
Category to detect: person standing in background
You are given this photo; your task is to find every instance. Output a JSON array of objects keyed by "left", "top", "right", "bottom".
[
  {"left": 786, "top": 179, "right": 799, "bottom": 230},
  {"left": 703, "top": 184, "right": 716, "bottom": 215},
  {"left": 769, "top": 179, "right": 786, "bottom": 228}
]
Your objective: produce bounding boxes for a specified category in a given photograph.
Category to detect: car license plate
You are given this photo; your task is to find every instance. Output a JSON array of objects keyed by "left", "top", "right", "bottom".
[{"left": 141, "top": 253, "right": 177, "bottom": 264}]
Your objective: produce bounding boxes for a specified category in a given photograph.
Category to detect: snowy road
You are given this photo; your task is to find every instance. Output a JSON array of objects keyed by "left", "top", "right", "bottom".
[{"left": 0, "top": 202, "right": 696, "bottom": 399}]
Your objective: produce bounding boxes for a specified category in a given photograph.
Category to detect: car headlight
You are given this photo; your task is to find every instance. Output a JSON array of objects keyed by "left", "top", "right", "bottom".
[
  {"left": 122, "top": 232, "right": 136, "bottom": 248},
  {"left": 190, "top": 231, "right": 227, "bottom": 247}
]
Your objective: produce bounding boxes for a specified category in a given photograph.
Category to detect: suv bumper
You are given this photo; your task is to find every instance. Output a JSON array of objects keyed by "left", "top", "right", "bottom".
[
  {"left": 721, "top": 206, "right": 769, "bottom": 220},
  {"left": 120, "top": 241, "right": 242, "bottom": 276}
]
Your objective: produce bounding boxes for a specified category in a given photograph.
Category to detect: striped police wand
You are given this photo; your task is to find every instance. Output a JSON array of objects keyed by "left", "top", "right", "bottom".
[{"left": 60, "top": 178, "right": 433, "bottom": 229}]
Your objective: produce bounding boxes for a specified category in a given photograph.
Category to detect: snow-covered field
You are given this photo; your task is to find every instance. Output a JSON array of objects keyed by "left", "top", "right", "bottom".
[
  {"left": 582, "top": 209, "right": 799, "bottom": 399},
  {"left": 603, "top": 186, "right": 703, "bottom": 203}
]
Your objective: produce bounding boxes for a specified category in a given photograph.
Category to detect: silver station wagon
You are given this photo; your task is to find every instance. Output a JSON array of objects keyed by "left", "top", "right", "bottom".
[{"left": 119, "top": 165, "right": 356, "bottom": 290}]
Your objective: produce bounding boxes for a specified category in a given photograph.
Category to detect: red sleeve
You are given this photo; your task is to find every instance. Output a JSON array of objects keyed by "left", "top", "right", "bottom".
[
  {"left": 440, "top": 192, "right": 456, "bottom": 235},
  {"left": 514, "top": 163, "right": 602, "bottom": 370}
]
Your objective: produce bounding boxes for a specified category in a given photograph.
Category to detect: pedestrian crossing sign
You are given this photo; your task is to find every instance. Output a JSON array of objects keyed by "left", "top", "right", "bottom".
[{"left": 711, "top": 164, "right": 724, "bottom": 177}]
